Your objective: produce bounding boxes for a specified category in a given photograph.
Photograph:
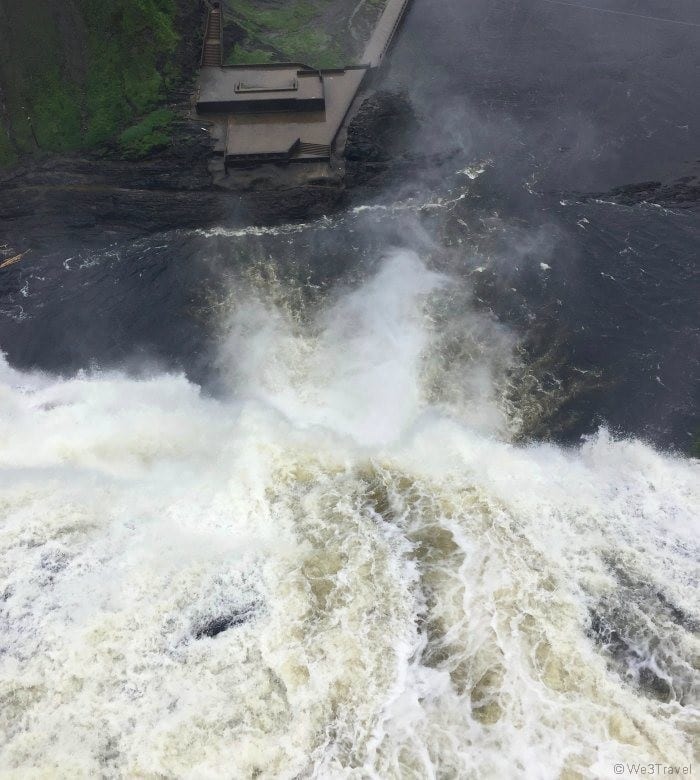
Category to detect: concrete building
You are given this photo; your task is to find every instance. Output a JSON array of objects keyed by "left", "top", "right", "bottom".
[{"left": 195, "top": 0, "right": 410, "bottom": 169}]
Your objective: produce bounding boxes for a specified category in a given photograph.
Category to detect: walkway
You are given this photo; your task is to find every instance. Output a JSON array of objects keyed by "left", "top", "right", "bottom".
[
  {"left": 362, "top": 0, "right": 412, "bottom": 67},
  {"left": 200, "top": 5, "right": 222, "bottom": 67}
]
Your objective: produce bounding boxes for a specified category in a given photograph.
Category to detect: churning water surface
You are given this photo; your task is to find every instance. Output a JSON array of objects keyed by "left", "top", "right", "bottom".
[
  {"left": 1, "top": 0, "right": 699, "bottom": 776},
  {"left": 0, "top": 252, "right": 697, "bottom": 777}
]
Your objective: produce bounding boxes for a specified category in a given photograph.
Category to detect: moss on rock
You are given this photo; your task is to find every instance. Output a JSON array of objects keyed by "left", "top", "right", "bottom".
[
  {"left": 119, "top": 108, "right": 175, "bottom": 159},
  {"left": 222, "top": 0, "right": 385, "bottom": 69},
  {"left": 0, "top": 0, "right": 186, "bottom": 166}
]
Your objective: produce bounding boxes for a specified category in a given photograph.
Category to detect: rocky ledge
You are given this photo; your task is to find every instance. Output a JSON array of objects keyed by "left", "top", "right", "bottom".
[
  {"left": 585, "top": 163, "right": 700, "bottom": 209},
  {"left": 0, "top": 91, "right": 422, "bottom": 257}
]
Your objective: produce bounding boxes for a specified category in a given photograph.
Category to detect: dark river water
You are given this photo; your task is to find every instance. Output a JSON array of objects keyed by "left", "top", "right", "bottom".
[{"left": 1, "top": 0, "right": 698, "bottom": 449}]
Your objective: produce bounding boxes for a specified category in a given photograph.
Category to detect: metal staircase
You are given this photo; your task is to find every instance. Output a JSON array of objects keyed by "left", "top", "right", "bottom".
[
  {"left": 295, "top": 142, "right": 331, "bottom": 160},
  {"left": 201, "top": 6, "right": 222, "bottom": 67}
]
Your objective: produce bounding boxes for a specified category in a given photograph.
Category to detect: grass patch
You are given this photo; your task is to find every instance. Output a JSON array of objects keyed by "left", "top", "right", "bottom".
[
  {"left": 79, "top": 0, "right": 180, "bottom": 146},
  {"left": 119, "top": 109, "right": 175, "bottom": 159},
  {"left": 233, "top": 0, "right": 318, "bottom": 35},
  {"left": 226, "top": 46, "right": 274, "bottom": 65},
  {"left": 0, "top": 0, "right": 182, "bottom": 166},
  {"left": 273, "top": 29, "right": 344, "bottom": 68},
  {"left": 30, "top": 71, "right": 84, "bottom": 151},
  {"left": 224, "top": 0, "right": 347, "bottom": 69}
]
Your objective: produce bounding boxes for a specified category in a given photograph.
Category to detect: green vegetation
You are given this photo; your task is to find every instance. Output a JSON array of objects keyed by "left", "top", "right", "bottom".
[
  {"left": 225, "top": 46, "right": 274, "bottom": 66},
  {"left": 274, "top": 30, "right": 344, "bottom": 69},
  {"left": 225, "top": 0, "right": 347, "bottom": 69},
  {"left": 119, "top": 108, "right": 175, "bottom": 158},
  {"left": 79, "top": 0, "right": 179, "bottom": 147},
  {"left": 0, "top": 0, "right": 183, "bottom": 165},
  {"left": 0, "top": 0, "right": 389, "bottom": 167}
]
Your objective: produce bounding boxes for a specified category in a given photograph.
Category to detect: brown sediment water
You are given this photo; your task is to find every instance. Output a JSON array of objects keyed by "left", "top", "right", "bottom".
[{"left": 0, "top": 251, "right": 697, "bottom": 777}]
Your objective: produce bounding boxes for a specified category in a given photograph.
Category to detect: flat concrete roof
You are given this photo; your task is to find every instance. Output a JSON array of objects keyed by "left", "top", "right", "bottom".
[
  {"left": 224, "top": 68, "right": 367, "bottom": 160},
  {"left": 197, "top": 67, "right": 325, "bottom": 113}
]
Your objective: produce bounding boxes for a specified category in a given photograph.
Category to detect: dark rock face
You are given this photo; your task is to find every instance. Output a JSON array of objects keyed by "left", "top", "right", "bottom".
[
  {"left": 345, "top": 91, "right": 417, "bottom": 163},
  {"left": 342, "top": 89, "right": 461, "bottom": 199},
  {"left": 193, "top": 603, "right": 259, "bottom": 639},
  {"left": 583, "top": 163, "right": 700, "bottom": 208},
  {"left": 0, "top": 89, "right": 422, "bottom": 257},
  {"left": 589, "top": 609, "right": 673, "bottom": 703},
  {"left": 587, "top": 567, "right": 699, "bottom": 706},
  {"left": 0, "top": 121, "right": 223, "bottom": 251},
  {"left": 344, "top": 90, "right": 420, "bottom": 190},
  {"left": 610, "top": 174, "right": 700, "bottom": 207},
  {"left": 234, "top": 182, "right": 346, "bottom": 224}
]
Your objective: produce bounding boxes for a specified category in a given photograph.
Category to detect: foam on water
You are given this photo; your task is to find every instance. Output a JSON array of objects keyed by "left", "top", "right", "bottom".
[{"left": 0, "top": 251, "right": 697, "bottom": 778}]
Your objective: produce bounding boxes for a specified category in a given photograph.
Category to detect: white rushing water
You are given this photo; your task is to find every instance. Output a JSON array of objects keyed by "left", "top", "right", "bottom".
[{"left": 0, "top": 251, "right": 697, "bottom": 778}]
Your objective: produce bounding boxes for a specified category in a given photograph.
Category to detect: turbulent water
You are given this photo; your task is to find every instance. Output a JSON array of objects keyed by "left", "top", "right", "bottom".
[
  {"left": 1, "top": 0, "right": 699, "bottom": 775},
  {"left": 1, "top": 252, "right": 697, "bottom": 777}
]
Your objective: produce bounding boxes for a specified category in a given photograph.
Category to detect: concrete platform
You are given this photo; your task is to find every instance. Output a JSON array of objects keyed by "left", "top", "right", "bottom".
[
  {"left": 219, "top": 67, "right": 367, "bottom": 166},
  {"left": 195, "top": 0, "right": 411, "bottom": 167},
  {"left": 362, "top": 0, "right": 412, "bottom": 66},
  {"left": 197, "top": 65, "right": 325, "bottom": 114}
]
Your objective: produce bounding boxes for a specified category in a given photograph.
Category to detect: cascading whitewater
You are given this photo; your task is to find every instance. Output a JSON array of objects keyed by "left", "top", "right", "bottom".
[{"left": 0, "top": 251, "right": 697, "bottom": 778}]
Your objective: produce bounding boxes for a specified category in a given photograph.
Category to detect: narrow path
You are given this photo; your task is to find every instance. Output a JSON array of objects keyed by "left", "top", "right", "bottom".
[
  {"left": 362, "top": 0, "right": 412, "bottom": 66},
  {"left": 201, "top": 6, "right": 223, "bottom": 67}
]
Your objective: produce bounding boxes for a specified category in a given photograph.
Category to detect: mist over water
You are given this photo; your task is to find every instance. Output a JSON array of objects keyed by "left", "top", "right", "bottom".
[
  {"left": 1, "top": 0, "right": 700, "bottom": 774},
  {"left": 1, "top": 252, "right": 697, "bottom": 777}
]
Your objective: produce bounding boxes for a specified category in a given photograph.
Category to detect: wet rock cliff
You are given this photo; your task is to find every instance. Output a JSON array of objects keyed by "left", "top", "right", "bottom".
[{"left": 0, "top": 89, "right": 422, "bottom": 255}]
